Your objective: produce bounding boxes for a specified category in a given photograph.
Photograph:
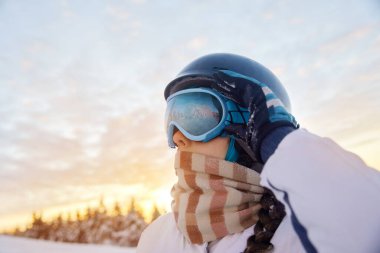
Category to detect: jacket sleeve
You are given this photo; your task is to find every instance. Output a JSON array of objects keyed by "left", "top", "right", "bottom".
[{"left": 260, "top": 129, "right": 380, "bottom": 253}]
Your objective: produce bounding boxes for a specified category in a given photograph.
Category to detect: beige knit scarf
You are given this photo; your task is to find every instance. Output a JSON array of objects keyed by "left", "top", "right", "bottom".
[{"left": 171, "top": 151, "right": 264, "bottom": 244}]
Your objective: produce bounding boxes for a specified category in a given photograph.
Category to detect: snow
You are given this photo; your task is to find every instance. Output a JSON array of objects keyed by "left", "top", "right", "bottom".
[{"left": 0, "top": 235, "right": 136, "bottom": 253}]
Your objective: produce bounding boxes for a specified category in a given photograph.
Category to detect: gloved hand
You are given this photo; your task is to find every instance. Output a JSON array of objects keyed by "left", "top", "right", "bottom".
[{"left": 213, "top": 69, "right": 299, "bottom": 162}]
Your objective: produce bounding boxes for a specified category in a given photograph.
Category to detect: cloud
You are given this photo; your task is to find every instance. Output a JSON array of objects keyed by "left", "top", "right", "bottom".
[
  {"left": 262, "top": 11, "right": 274, "bottom": 20},
  {"left": 106, "top": 4, "right": 130, "bottom": 21},
  {"left": 0, "top": 42, "right": 177, "bottom": 218},
  {"left": 104, "top": 3, "right": 142, "bottom": 38},
  {"left": 289, "top": 18, "right": 304, "bottom": 25},
  {"left": 319, "top": 24, "right": 374, "bottom": 54},
  {"left": 20, "top": 58, "right": 35, "bottom": 72},
  {"left": 130, "top": 0, "right": 146, "bottom": 4},
  {"left": 187, "top": 37, "right": 208, "bottom": 51},
  {"left": 0, "top": 103, "right": 175, "bottom": 216}
]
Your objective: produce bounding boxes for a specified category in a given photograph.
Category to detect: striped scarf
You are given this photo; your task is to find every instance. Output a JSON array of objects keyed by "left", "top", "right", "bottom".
[{"left": 171, "top": 151, "right": 264, "bottom": 244}]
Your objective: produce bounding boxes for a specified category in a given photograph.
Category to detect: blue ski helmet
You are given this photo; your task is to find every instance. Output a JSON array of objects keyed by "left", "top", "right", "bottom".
[{"left": 164, "top": 53, "right": 292, "bottom": 111}]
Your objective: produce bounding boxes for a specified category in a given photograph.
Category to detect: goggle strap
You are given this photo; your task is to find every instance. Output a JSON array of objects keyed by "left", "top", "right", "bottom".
[{"left": 225, "top": 135, "right": 239, "bottom": 162}]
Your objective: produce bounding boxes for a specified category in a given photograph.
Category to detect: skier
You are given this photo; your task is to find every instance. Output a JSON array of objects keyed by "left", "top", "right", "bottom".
[{"left": 137, "top": 53, "right": 380, "bottom": 253}]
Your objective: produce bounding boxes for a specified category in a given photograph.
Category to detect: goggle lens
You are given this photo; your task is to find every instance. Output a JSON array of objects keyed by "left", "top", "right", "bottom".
[{"left": 165, "top": 91, "right": 224, "bottom": 143}]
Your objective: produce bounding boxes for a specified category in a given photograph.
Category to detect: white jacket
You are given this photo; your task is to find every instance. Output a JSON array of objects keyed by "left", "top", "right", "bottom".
[{"left": 137, "top": 129, "right": 380, "bottom": 253}]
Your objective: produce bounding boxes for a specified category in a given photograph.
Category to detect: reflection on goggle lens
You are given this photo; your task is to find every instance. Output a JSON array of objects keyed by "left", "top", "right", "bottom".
[{"left": 165, "top": 92, "right": 224, "bottom": 136}]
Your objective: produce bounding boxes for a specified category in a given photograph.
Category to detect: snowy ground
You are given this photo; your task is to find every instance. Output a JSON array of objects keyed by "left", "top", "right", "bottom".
[{"left": 0, "top": 235, "right": 136, "bottom": 253}]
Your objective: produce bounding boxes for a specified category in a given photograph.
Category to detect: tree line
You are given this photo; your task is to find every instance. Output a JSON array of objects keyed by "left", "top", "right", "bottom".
[{"left": 4, "top": 197, "right": 163, "bottom": 247}]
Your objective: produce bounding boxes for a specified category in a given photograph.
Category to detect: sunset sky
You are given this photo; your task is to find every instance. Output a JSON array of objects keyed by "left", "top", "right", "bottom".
[{"left": 1, "top": 0, "right": 380, "bottom": 231}]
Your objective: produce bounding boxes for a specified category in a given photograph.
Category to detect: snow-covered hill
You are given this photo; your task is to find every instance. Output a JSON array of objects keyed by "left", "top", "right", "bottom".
[{"left": 0, "top": 235, "right": 136, "bottom": 253}]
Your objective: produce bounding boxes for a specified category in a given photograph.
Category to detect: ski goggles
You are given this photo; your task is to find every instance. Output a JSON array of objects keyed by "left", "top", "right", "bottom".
[{"left": 165, "top": 88, "right": 249, "bottom": 148}]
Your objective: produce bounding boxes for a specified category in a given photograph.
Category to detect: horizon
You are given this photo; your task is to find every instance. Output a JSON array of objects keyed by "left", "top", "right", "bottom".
[{"left": 1, "top": 195, "right": 160, "bottom": 234}]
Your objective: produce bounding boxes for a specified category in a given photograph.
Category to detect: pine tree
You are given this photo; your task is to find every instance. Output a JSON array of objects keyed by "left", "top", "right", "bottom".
[
  {"left": 10, "top": 196, "right": 149, "bottom": 247},
  {"left": 76, "top": 210, "right": 81, "bottom": 221},
  {"left": 98, "top": 196, "right": 107, "bottom": 214},
  {"left": 151, "top": 204, "right": 161, "bottom": 222},
  {"left": 113, "top": 201, "right": 122, "bottom": 216},
  {"left": 128, "top": 198, "right": 136, "bottom": 214}
]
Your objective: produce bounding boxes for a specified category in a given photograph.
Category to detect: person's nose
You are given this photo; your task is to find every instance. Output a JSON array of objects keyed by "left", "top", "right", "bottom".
[{"left": 172, "top": 131, "right": 190, "bottom": 149}]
